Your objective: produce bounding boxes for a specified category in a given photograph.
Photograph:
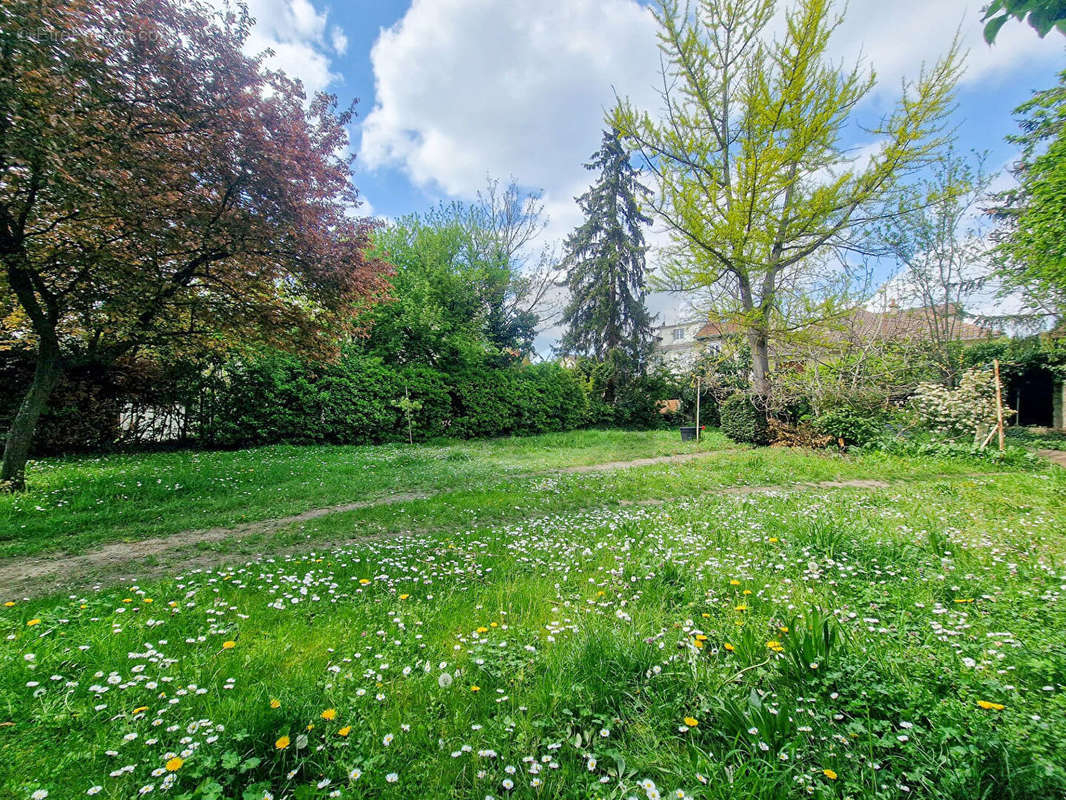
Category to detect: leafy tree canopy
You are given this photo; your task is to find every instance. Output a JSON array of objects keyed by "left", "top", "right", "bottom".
[
  {"left": 990, "top": 67, "right": 1066, "bottom": 321},
  {"left": 982, "top": 0, "right": 1066, "bottom": 43},
  {"left": 0, "top": 0, "right": 390, "bottom": 488},
  {"left": 365, "top": 179, "right": 552, "bottom": 369},
  {"left": 612, "top": 0, "right": 961, "bottom": 401}
]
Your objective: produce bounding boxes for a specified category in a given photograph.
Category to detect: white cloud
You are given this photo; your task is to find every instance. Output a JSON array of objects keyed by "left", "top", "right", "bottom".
[
  {"left": 330, "top": 26, "right": 349, "bottom": 56},
  {"left": 360, "top": 0, "right": 660, "bottom": 219},
  {"left": 208, "top": 0, "right": 348, "bottom": 95},
  {"left": 361, "top": 0, "right": 1062, "bottom": 354},
  {"left": 362, "top": 0, "right": 1060, "bottom": 205},
  {"left": 823, "top": 0, "right": 1063, "bottom": 97}
]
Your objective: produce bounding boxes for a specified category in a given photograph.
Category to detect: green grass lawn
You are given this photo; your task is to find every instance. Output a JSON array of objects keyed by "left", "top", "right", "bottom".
[
  {"left": 1006, "top": 426, "right": 1066, "bottom": 451},
  {"left": 0, "top": 429, "right": 731, "bottom": 559},
  {"left": 0, "top": 428, "right": 1015, "bottom": 561},
  {"left": 1, "top": 431, "right": 1064, "bottom": 799}
]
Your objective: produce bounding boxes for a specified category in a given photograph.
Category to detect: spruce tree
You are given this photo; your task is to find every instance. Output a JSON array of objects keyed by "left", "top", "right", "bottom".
[{"left": 558, "top": 129, "right": 655, "bottom": 396}]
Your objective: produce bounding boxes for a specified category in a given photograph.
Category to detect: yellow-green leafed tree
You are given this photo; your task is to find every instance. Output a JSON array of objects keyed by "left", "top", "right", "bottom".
[{"left": 612, "top": 0, "right": 962, "bottom": 401}]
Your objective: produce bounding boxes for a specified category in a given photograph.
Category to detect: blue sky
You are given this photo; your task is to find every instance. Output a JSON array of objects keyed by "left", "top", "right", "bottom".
[{"left": 230, "top": 0, "right": 1064, "bottom": 343}]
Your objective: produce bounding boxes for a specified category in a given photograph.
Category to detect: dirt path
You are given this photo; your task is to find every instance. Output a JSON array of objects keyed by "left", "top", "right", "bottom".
[
  {"left": 1038, "top": 449, "right": 1066, "bottom": 469},
  {"left": 0, "top": 451, "right": 724, "bottom": 598},
  {"left": 559, "top": 449, "right": 738, "bottom": 473},
  {"left": 0, "top": 491, "right": 430, "bottom": 600},
  {"left": 1, "top": 456, "right": 995, "bottom": 600}
]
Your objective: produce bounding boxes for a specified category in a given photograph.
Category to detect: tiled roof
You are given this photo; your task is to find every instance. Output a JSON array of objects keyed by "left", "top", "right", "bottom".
[{"left": 695, "top": 320, "right": 744, "bottom": 339}]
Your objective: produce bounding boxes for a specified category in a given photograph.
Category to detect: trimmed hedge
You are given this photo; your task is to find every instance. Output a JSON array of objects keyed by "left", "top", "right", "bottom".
[
  {"left": 447, "top": 362, "right": 587, "bottom": 439},
  {"left": 719, "top": 393, "right": 770, "bottom": 445},
  {"left": 3, "top": 347, "right": 681, "bottom": 454},
  {"left": 198, "top": 353, "right": 593, "bottom": 448}
]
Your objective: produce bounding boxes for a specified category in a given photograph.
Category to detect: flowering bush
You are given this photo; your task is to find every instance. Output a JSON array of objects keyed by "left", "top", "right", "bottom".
[{"left": 909, "top": 368, "right": 1012, "bottom": 442}]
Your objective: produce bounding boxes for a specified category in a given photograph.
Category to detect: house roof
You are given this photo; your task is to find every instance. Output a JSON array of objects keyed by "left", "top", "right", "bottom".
[
  {"left": 842, "top": 305, "right": 998, "bottom": 343},
  {"left": 695, "top": 320, "right": 744, "bottom": 340}
]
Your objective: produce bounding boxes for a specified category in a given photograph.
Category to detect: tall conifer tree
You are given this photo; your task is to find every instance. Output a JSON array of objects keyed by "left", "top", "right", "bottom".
[{"left": 558, "top": 129, "right": 655, "bottom": 393}]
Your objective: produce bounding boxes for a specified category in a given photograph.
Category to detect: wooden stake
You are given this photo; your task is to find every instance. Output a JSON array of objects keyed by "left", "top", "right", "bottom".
[
  {"left": 994, "top": 358, "right": 1005, "bottom": 452},
  {"left": 980, "top": 425, "right": 997, "bottom": 451},
  {"left": 695, "top": 376, "right": 701, "bottom": 442}
]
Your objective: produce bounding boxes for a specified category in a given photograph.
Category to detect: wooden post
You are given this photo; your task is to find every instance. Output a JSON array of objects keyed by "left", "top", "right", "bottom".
[
  {"left": 993, "top": 358, "right": 1005, "bottom": 451},
  {"left": 695, "top": 376, "right": 701, "bottom": 443}
]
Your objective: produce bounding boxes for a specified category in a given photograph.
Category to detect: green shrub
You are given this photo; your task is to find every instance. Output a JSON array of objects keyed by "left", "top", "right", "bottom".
[
  {"left": 201, "top": 351, "right": 591, "bottom": 448},
  {"left": 447, "top": 362, "right": 587, "bottom": 438},
  {"left": 1, "top": 348, "right": 201, "bottom": 454},
  {"left": 812, "top": 406, "right": 885, "bottom": 446},
  {"left": 613, "top": 372, "right": 680, "bottom": 429},
  {"left": 866, "top": 431, "right": 1039, "bottom": 467},
  {"left": 719, "top": 393, "right": 770, "bottom": 445}
]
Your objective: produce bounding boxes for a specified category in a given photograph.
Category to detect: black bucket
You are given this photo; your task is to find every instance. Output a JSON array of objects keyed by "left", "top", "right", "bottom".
[{"left": 680, "top": 426, "right": 697, "bottom": 441}]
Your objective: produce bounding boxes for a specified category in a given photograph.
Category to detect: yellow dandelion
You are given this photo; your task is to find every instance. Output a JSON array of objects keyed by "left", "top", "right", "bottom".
[
  {"left": 724, "top": 643, "right": 735, "bottom": 651},
  {"left": 3, "top": 601, "right": 15, "bottom": 607},
  {"left": 221, "top": 640, "right": 236, "bottom": 650},
  {"left": 321, "top": 708, "right": 337, "bottom": 721},
  {"left": 470, "top": 685, "right": 480, "bottom": 693},
  {"left": 165, "top": 757, "right": 184, "bottom": 772},
  {"left": 338, "top": 726, "right": 352, "bottom": 737},
  {"left": 133, "top": 706, "right": 148, "bottom": 715},
  {"left": 476, "top": 626, "right": 489, "bottom": 633},
  {"left": 275, "top": 735, "right": 290, "bottom": 750},
  {"left": 399, "top": 594, "right": 410, "bottom": 600},
  {"left": 270, "top": 698, "right": 281, "bottom": 709},
  {"left": 26, "top": 619, "right": 40, "bottom": 626},
  {"left": 729, "top": 580, "right": 740, "bottom": 586},
  {"left": 683, "top": 717, "right": 699, "bottom": 727},
  {"left": 359, "top": 579, "right": 371, "bottom": 585},
  {"left": 977, "top": 700, "right": 1005, "bottom": 711},
  {"left": 823, "top": 769, "right": 837, "bottom": 780}
]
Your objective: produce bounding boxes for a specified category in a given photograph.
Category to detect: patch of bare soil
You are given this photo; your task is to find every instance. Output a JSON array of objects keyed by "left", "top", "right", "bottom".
[
  {"left": 0, "top": 448, "right": 996, "bottom": 600},
  {"left": 2, "top": 451, "right": 733, "bottom": 599},
  {"left": 0, "top": 491, "right": 430, "bottom": 600},
  {"left": 560, "top": 450, "right": 736, "bottom": 473},
  {"left": 1038, "top": 449, "right": 1066, "bottom": 469}
]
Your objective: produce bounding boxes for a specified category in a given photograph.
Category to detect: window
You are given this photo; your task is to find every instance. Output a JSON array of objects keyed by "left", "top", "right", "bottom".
[{"left": 672, "top": 327, "right": 686, "bottom": 341}]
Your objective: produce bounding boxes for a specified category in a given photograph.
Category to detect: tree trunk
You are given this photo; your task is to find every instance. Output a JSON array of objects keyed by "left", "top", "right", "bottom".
[
  {"left": 747, "top": 329, "right": 771, "bottom": 402},
  {"left": 1, "top": 337, "right": 63, "bottom": 491}
]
